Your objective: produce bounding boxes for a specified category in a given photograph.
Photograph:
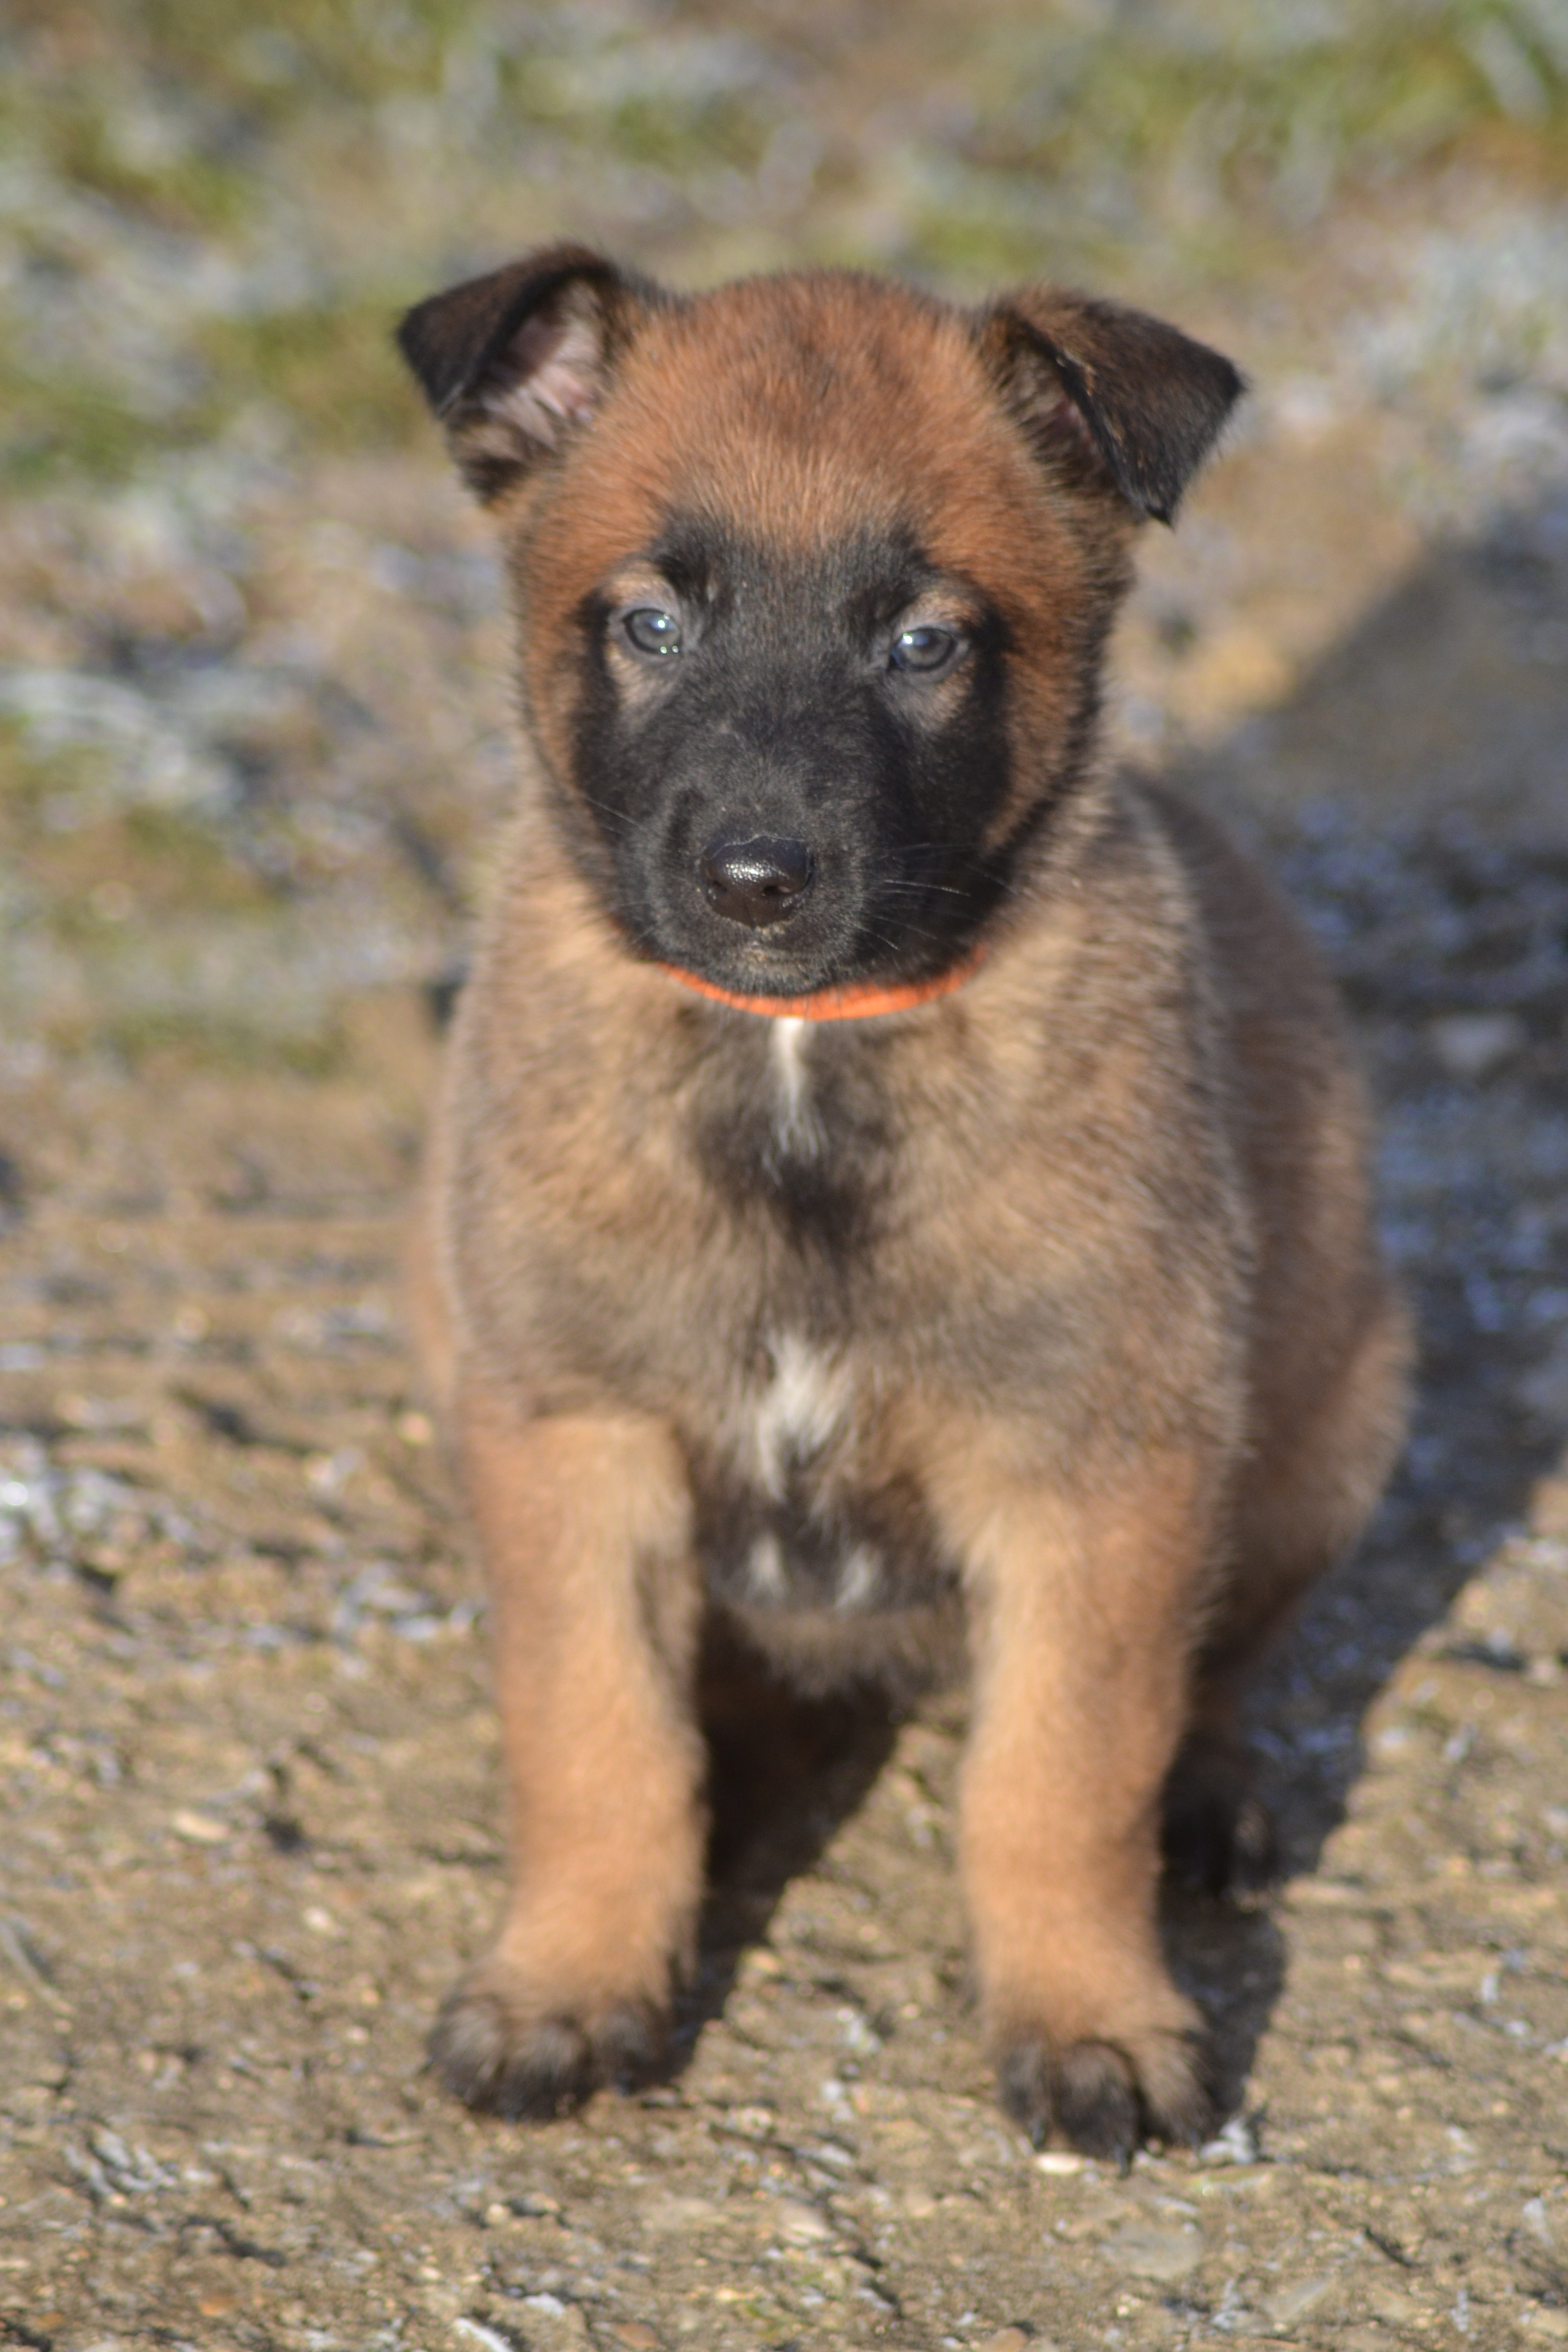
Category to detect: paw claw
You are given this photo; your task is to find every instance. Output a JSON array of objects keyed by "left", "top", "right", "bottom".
[
  {"left": 430, "top": 1972, "right": 667, "bottom": 2118},
  {"left": 993, "top": 2025, "right": 1219, "bottom": 2159},
  {"left": 1056, "top": 2040, "right": 1140, "bottom": 2166}
]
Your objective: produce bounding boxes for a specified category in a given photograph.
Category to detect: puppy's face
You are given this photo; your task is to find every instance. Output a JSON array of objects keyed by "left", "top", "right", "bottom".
[
  {"left": 399, "top": 255, "right": 1241, "bottom": 998},
  {"left": 566, "top": 510, "right": 1015, "bottom": 995}
]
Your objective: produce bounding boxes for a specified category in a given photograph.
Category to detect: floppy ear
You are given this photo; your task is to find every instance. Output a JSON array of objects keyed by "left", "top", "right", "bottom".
[
  {"left": 976, "top": 288, "right": 1244, "bottom": 525},
  {"left": 396, "top": 243, "right": 662, "bottom": 503}
]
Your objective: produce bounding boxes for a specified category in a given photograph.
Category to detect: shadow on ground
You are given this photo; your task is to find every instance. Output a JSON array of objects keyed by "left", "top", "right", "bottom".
[{"left": 1168, "top": 491, "right": 1568, "bottom": 2107}]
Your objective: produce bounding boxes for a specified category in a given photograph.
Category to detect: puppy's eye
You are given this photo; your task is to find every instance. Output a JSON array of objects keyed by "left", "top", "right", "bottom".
[
  {"left": 890, "top": 625, "right": 961, "bottom": 675},
  {"left": 623, "top": 607, "right": 683, "bottom": 657}
]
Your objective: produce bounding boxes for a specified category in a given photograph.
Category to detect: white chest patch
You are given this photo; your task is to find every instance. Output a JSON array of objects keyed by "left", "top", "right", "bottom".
[
  {"left": 834, "top": 1543, "right": 882, "bottom": 1610},
  {"left": 739, "top": 1331, "right": 853, "bottom": 1499},
  {"left": 770, "top": 1017, "right": 820, "bottom": 1157},
  {"left": 744, "top": 1530, "right": 883, "bottom": 1610}
]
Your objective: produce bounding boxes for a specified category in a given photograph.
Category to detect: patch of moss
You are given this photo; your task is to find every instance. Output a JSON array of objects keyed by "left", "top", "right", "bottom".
[
  {"left": 51, "top": 1003, "right": 348, "bottom": 1077},
  {"left": 0, "top": 353, "right": 187, "bottom": 492},
  {"left": 962, "top": 1, "right": 1568, "bottom": 221},
  {"left": 38, "top": 0, "right": 502, "bottom": 116},
  {"left": 0, "top": 730, "right": 266, "bottom": 921},
  {"left": 28, "top": 84, "right": 254, "bottom": 234},
  {"left": 198, "top": 294, "right": 426, "bottom": 452}
]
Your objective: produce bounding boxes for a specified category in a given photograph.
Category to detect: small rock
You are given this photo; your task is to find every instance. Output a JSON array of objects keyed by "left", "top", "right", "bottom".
[
  {"left": 1520, "top": 1332, "right": 1568, "bottom": 1426},
  {"left": 773, "top": 2196, "right": 834, "bottom": 2243},
  {"left": 609, "top": 2328, "right": 663, "bottom": 2351},
  {"left": 517, "top": 2299, "right": 590, "bottom": 2347},
  {"left": 1428, "top": 1011, "right": 1524, "bottom": 1081},
  {"left": 453, "top": 2323, "right": 513, "bottom": 2352},
  {"left": 510, "top": 2190, "right": 561, "bottom": 2217},
  {"left": 1532, "top": 1474, "right": 1568, "bottom": 1539},
  {"left": 170, "top": 1807, "right": 230, "bottom": 1845},
  {"left": 1263, "top": 2274, "right": 1335, "bottom": 2324},
  {"left": 1369, "top": 2283, "right": 1426, "bottom": 2324},
  {"left": 642, "top": 2193, "right": 720, "bottom": 2232},
  {"left": 722, "top": 2102, "right": 777, "bottom": 2137},
  {"left": 977, "top": 2330, "right": 1034, "bottom": 2352},
  {"left": 1100, "top": 2221, "right": 1204, "bottom": 2282},
  {"left": 1035, "top": 2149, "right": 1084, "bottom": 2175},
  {"left": 1199, "top": 2114, "right": 1260, "bottom": 2165}
]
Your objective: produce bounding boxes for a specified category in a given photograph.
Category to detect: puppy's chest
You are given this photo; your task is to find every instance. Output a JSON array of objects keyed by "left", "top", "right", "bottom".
[
  {"left": 688, "top": 1333, "right": 952, "bottom": 1617},
  {"left": 693, "top": 1015, "right": 896, "bottom": 1238}
]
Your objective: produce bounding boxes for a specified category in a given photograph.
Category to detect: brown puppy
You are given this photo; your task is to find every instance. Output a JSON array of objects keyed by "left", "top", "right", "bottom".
[{"left": 395, "top": 249, "right": 1409, "bottom": 2159}]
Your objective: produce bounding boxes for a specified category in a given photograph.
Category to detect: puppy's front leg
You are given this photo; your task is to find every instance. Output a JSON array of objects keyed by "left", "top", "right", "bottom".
[
  {"left": 431, "top": 1395, "right": 705, "bottom": 2117},
  {"left": 952, "top": 1451, "right": 1220, "bottom": 2161}
]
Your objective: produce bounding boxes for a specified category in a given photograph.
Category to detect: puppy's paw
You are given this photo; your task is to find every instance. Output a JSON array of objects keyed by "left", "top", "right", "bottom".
[
  {"left": 1162, "top": 1743, "right": 1276, "bottom": 1899},
  {"left": 430, "top": 1960, "right": 668, "bottom": 2119},
  {"left": 995, "top": 2024, "right": 1218, "bottom": 2164}
]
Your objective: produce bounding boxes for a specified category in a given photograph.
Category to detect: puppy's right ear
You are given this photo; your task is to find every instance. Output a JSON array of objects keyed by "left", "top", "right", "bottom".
[{"left": 396, "top": 244, "right": 659, "bottom": 504}]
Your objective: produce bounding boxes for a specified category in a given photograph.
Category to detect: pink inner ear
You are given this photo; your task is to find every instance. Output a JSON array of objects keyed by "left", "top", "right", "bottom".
[
  {"left": 1038, "top": 382, "right": 1100, "bottom": 459},
  {"left": 487, "top": 310, "right": 603, "bottom": 449}
]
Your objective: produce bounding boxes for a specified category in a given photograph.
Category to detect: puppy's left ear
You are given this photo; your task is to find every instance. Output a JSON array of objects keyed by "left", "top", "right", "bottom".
[
  {"left": 396, "top": 243, "right": 663, "bottom": 503},
  {"left": 977, "top": 288, "right": 1244, "bottom": 524}
]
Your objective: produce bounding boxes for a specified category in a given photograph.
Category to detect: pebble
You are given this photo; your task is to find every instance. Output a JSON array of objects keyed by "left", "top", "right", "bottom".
[
  {"left": 609, "top": 2328, "right": 663, "bottom": 2350},
  {"left": 517, "top": 2298, "right": 591, "bottom": 2345},
  {"left": 642, "top": 2194, "right": 720, "bottom": 2232},
  {"left": 1533, "top": 1476, "right": 1568, "bottom": 1538},
  {"left": 773, "top": 2196, "right": 834, "bottom": 2242},
  {"left": 1427, "top": 1011, "right": 1524, "bottom": 1081},
  {"left": 169, "top": 1808, "right": 230, "bottom": 1845},
  {"left": 1099, "top": 2221, "right": 1204, "bottom": 2282},
  {"left": 1519, "top": 1330, "right": 1568, "bottom": 1423},
  {"left": 1199, "top": 2114, "right": 1260, "bottom": 2165},
  {"left": 1263, "top": 2273, "right": 1335, "bottom": 2323},
  {"left": 511, "top": 2190, "right": 561, "bottom": 2216},
  {"left": 721, "top": 2102, "right": 776, "bottom": 2136}
]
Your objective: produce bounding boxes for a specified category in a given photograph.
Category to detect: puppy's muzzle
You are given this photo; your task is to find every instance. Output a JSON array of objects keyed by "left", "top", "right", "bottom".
[{"left": 699, "top": 835, "right": 814, "bottom": 928}]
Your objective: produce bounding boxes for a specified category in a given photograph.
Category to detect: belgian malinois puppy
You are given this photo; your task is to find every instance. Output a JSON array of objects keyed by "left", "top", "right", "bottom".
[{"left": 395, "top": 247, "right": 1408, "bottom": 2159}]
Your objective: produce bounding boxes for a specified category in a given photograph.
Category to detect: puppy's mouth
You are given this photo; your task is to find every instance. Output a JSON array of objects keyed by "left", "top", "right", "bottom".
[
  {"left": 615, "top": 807, "right": 994, "bottom": 1006},
  {"left": 653, "top": 874, "right": 984, "bottom": 1010}
]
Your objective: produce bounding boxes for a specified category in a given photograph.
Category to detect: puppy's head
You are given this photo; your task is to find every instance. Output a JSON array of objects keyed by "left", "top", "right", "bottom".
[{"left": 398, "top": 249, "right": 1241, "bottom": 1000}]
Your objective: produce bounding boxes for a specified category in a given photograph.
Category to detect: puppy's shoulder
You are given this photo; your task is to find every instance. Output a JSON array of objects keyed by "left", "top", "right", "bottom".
[{"left": 1125, "top": 776, "right": 1342, "bottom": 1034}]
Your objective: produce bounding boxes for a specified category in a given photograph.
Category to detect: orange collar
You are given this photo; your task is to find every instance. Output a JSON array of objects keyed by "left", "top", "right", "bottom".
[{"left": 656, "top": 945, "right": 985, "bottom": 1021}]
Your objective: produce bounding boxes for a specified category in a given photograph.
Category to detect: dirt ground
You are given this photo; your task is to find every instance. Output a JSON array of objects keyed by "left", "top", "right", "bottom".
[{"left": 5, "top": 7, "right": 1568, "bottom": 2348}]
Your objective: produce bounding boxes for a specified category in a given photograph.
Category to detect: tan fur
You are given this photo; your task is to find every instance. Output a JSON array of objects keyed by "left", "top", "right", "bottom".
[
  {"left": 400, "top": 258, "right": 1409, "bottom": 2149},
  {"left": 438, "top": 1405, "right": 705, "bottom": 2080}
]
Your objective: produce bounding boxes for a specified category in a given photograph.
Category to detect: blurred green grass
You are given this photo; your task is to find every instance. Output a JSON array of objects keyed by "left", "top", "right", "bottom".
[{"left": 4, "top": 0, "right": 1567, "bottom": 488}]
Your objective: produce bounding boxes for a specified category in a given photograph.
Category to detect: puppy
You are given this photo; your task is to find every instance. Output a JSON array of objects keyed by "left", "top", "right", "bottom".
[{"left": 395, "top": 248, "right": 1409, "bottom": 2159}]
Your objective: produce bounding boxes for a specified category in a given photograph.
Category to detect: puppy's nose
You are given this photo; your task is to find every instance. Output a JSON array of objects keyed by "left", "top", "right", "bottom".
[{"left": 699, "top": 836, "right": 814, "bottom": 928}]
